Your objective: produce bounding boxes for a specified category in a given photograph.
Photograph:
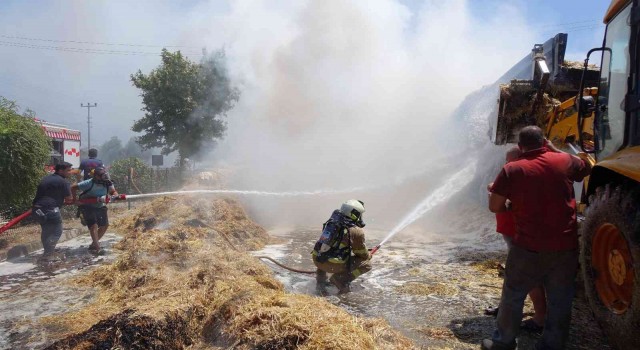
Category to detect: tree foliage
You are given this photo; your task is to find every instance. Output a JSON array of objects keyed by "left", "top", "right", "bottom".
[
  {"left": 0, "top": 97, "right": 50, "bottom": 211},
  {"left": 98, "top": 136, "right": 152, "bottom": 166},
  {"left": 131, "top": 49, "right": 239, "bottom": 167},
  {"left": 109, "top": 157, "right": 153, "bottom": 194}
]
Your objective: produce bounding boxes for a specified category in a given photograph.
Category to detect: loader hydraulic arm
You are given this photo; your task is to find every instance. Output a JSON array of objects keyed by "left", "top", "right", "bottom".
[{"left": 544, "top": 88, "right": 598, "bottom": 148}]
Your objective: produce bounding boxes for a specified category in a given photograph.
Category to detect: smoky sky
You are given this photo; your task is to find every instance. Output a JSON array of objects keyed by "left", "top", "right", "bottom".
[{"left": 0, "top": 0, "right": 604, "bottom": 230}]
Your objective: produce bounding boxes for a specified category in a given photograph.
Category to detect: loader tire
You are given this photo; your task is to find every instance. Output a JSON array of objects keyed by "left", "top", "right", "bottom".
[{"left": 580, "top": 184, "right": 640, "bottom": 350}]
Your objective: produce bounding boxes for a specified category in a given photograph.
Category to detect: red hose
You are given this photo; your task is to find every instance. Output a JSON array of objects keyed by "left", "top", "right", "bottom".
[
  {"left": 0, "top": 195, "right": 127, "bottom": 236},
  {"left": 0, "top": 209, "right": 32, "bottom": 235}
]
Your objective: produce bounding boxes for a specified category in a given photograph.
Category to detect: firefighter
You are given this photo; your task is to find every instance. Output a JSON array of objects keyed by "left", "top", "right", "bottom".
[
  {"left": 311, "top": 199, "right": 371, "bottom": 294},
  {"left": 71, "top": 167, "right": 118, "bottom": 255}
]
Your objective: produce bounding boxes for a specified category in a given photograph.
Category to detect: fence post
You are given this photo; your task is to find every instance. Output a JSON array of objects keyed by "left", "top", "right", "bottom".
[{"left": 128, "top": 158, "right": 132, "bottom": 210}]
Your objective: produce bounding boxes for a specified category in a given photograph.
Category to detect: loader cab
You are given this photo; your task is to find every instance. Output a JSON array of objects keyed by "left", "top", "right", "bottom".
[{"left": 593, "top": 0, "right": 640, "bottom": 159}]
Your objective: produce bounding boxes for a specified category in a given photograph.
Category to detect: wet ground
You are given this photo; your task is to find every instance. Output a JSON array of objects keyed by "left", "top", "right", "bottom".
[
  {"left": 0, "top": 219, "right": 613, "bottom": 349},
  {"left": 0, "top": 233, "right": 120, "bottom": 350},
  {"left": 254, "top": 227, "right": 613, "bottom": 350}
]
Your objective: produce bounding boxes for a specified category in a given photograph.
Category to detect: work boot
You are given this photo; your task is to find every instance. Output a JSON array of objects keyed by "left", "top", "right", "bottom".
[
  {"left": 329, "top": 275, "right": 351, "bottom": 294},
  {"left": 316, "top": 269, "right": 328, "bottom": 284},
  {"left": 480, "top": 339, "right": 516, "bottom": 350}
]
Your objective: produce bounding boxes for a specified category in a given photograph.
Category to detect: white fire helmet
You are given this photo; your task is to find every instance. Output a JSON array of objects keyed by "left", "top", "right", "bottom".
[{"left": 340, "top": 199, "right": 366, "bottom": 227}]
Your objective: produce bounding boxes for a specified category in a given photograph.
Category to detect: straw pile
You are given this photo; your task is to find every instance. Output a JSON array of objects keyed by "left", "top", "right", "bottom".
[
  {"left": 498, "top": 82, "right": 560, "bottom": 129},
  {"left": 470, "top": 258, "right": 504, "bottom": 274},
  {"left": 562, "top": 60, "right": 598, "bottom": 70},
  {"left": 43, "top": 196, "right": 415, "bottom": 350},
  {"left": 396, "top": 282, "right": 457, "bottom": 297}
]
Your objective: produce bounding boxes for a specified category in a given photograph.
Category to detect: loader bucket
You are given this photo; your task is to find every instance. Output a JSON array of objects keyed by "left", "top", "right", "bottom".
[{"left": 494, "top": 80, "right": 559, "bottom": 145}]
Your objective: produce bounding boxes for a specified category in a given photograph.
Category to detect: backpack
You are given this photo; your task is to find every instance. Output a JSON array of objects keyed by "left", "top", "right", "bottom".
[{"left": 313, "top": 210, "right": 354, "bottom": 263}]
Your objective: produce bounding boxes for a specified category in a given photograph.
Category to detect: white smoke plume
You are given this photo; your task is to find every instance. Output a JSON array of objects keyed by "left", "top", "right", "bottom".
[
  {"left": 199, "top": 0, "right": 536, "bottom": 228},
  {"left": 0, "top": 0, "right": 541, "bottom": 231}
]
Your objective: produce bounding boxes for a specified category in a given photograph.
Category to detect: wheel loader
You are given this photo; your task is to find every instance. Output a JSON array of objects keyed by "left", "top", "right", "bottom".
[{"left": 492, "top": 1, "right": 640, "bottom": 348}]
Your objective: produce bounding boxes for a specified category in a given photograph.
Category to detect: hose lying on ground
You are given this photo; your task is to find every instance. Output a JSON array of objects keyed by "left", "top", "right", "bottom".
[
  {"left": 254, "top": 256, "right": 316, "bottom": 274},
  {"left": 193, "top": 219, "right": 316, "bottom": 275}
]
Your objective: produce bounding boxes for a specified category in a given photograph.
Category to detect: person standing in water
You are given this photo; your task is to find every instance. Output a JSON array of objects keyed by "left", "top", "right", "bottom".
[{"left": 312, "top": 199, "right": 371, "bottom": 294}]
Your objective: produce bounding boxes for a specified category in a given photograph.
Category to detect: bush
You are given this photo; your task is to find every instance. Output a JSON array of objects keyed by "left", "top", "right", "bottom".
[
  {"left": 0, "top": 98, "right": 50, "bottom": 212},
  {"left": 110, "top": 157, "right": 153, "bottom": 194}
]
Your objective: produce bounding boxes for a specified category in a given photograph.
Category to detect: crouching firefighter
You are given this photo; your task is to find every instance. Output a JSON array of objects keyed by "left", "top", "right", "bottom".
[{"left": 312, "top": 200, "right": 371, "bottom": 294}]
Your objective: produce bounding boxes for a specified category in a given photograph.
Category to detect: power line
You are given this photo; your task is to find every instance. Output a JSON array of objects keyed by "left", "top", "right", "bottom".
[
  {"left": 542, "top": 24, "right": 604, "bottom": 36},
  {"left": 537, "top": 19, "right": 600, "bottom": 28},
  {"left": 0, "top": 40, "right": 203, "bottom": 57},
  {"left": 0, "top": 34, "right": 199, "bottom": 48}
]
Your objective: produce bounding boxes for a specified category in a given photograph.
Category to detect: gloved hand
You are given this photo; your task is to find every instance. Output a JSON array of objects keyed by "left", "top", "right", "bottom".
[
  {"left": 111, "top": 194, "right": 126, "bottom": 201},
  {"left": 97, "top": 195, "right": 108, "bottom": 203}
]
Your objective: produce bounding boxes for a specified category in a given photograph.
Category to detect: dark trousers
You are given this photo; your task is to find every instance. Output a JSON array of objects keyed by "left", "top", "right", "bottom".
[
  {"left": 493, "top": 244, "right": 578, "bottom": 349},
  {"left": 36, "top": 208, "right": 63, "bottom": 254}
]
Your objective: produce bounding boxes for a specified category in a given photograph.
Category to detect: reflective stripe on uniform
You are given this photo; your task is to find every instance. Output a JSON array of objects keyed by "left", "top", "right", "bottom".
[
  {"left": 328, "top": 257, "right": 347, "bottom": 264},
  {"left": 351, "top": 268, "right": 362, "bottom": 278},
  {"left": 352, "top": 248, "right": 368, "bottom": 254}
]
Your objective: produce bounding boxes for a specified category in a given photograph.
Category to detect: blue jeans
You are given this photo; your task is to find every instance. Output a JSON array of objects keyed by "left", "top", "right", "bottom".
[
  {"left": 35, "top": 208, "right": 63, "bottom": 254},
  {"left": 493, "top": 244, "right": 578, "bottom": 349}
]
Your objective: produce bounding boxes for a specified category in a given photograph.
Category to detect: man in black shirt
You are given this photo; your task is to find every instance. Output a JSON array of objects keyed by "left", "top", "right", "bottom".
[{"left": 32, "top": 162, "right": 74, "bottom": 259}]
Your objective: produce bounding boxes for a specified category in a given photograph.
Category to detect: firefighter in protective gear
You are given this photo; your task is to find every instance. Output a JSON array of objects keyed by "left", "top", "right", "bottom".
[{"left": 312, "top": 199, "right": 372, "bottom": 294}]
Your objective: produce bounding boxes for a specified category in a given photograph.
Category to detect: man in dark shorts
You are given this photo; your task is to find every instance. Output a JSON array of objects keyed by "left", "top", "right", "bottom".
[
  {"left": 71, "top": 167, "right": 118, "bottom": 254},
  {"left": 32, "top": 162, "right": 74, "bottom": 260}
]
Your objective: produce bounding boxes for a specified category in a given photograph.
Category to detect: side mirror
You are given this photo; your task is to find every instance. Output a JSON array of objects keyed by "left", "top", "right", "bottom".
[{"left": 577, "top": 47, "right": 611, "bottom": 154}]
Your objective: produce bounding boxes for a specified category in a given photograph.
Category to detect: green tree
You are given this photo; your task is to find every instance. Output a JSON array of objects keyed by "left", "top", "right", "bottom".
[
  {"left": 131, "top": 49, "right": 239, "bottom": 167},
  {"left": 0, "top": 97, "right": 50, "bottom": 211},
  {"left": 109, "top": 157, "right": 153, "bottom": 194}
]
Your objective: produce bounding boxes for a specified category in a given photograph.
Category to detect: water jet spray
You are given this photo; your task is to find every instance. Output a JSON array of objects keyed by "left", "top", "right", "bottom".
[{"left": 370, "top": 161, "right": 477, "bottom": 256}]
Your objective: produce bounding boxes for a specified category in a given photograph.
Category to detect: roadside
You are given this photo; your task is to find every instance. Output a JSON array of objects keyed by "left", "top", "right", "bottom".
[{"left": 0, "top": 204, "right": 134, "bottom": 262}]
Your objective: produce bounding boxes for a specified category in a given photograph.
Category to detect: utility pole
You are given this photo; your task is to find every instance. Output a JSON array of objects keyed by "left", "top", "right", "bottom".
[{"left": 80, "top": 103, "right": 97, "bottom": 149}]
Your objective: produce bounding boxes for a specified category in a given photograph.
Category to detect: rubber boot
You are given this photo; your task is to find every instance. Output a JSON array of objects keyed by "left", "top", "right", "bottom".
[
  {"left": 329, "top": 274, "right": 351, "bottom": 294},
  {"left": 316, "top": 269, "right": 328, "bottom": 284}
]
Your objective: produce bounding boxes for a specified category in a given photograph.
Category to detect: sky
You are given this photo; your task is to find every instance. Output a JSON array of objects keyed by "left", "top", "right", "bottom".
[
  {"left": 0, "top": 0, "right": 608, "bottom": 147},
  {"left": 0, "top": 0, "right": 615, "bottom": 228}
]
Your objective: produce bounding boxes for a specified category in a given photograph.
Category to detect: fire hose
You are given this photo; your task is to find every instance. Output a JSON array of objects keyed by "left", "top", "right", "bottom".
[
  {"left": 0, "top": 194, "right": 127, "bottom": 235},
  {"left": 256, "top": 247, "right": 380, "bottom": 275},
  {"left": 1, "top": 192, "right": 385, "bottom": 276}
]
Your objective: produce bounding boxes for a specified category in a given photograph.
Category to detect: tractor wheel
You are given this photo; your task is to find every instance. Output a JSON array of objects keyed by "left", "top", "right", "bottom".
[{"left": 580, "top": 184, "right": 640, "bottom": 349}]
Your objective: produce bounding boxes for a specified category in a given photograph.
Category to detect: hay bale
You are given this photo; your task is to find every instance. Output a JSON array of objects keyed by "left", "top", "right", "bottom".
[{"left": 42, "top": 196, "right": 415, "bottom": 349}]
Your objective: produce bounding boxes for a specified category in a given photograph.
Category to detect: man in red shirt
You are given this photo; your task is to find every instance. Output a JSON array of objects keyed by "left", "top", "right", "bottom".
[
  {"left": 486, "top": 147, "right": 547, "bottom": 333},
  {"left": 481, "top": 126, "right": 591, "bottom": 350}
]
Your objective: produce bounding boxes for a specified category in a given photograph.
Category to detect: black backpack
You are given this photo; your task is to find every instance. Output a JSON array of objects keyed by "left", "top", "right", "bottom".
[{"left": 313, "top": 210, "right": 354, "bottom": 263}]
